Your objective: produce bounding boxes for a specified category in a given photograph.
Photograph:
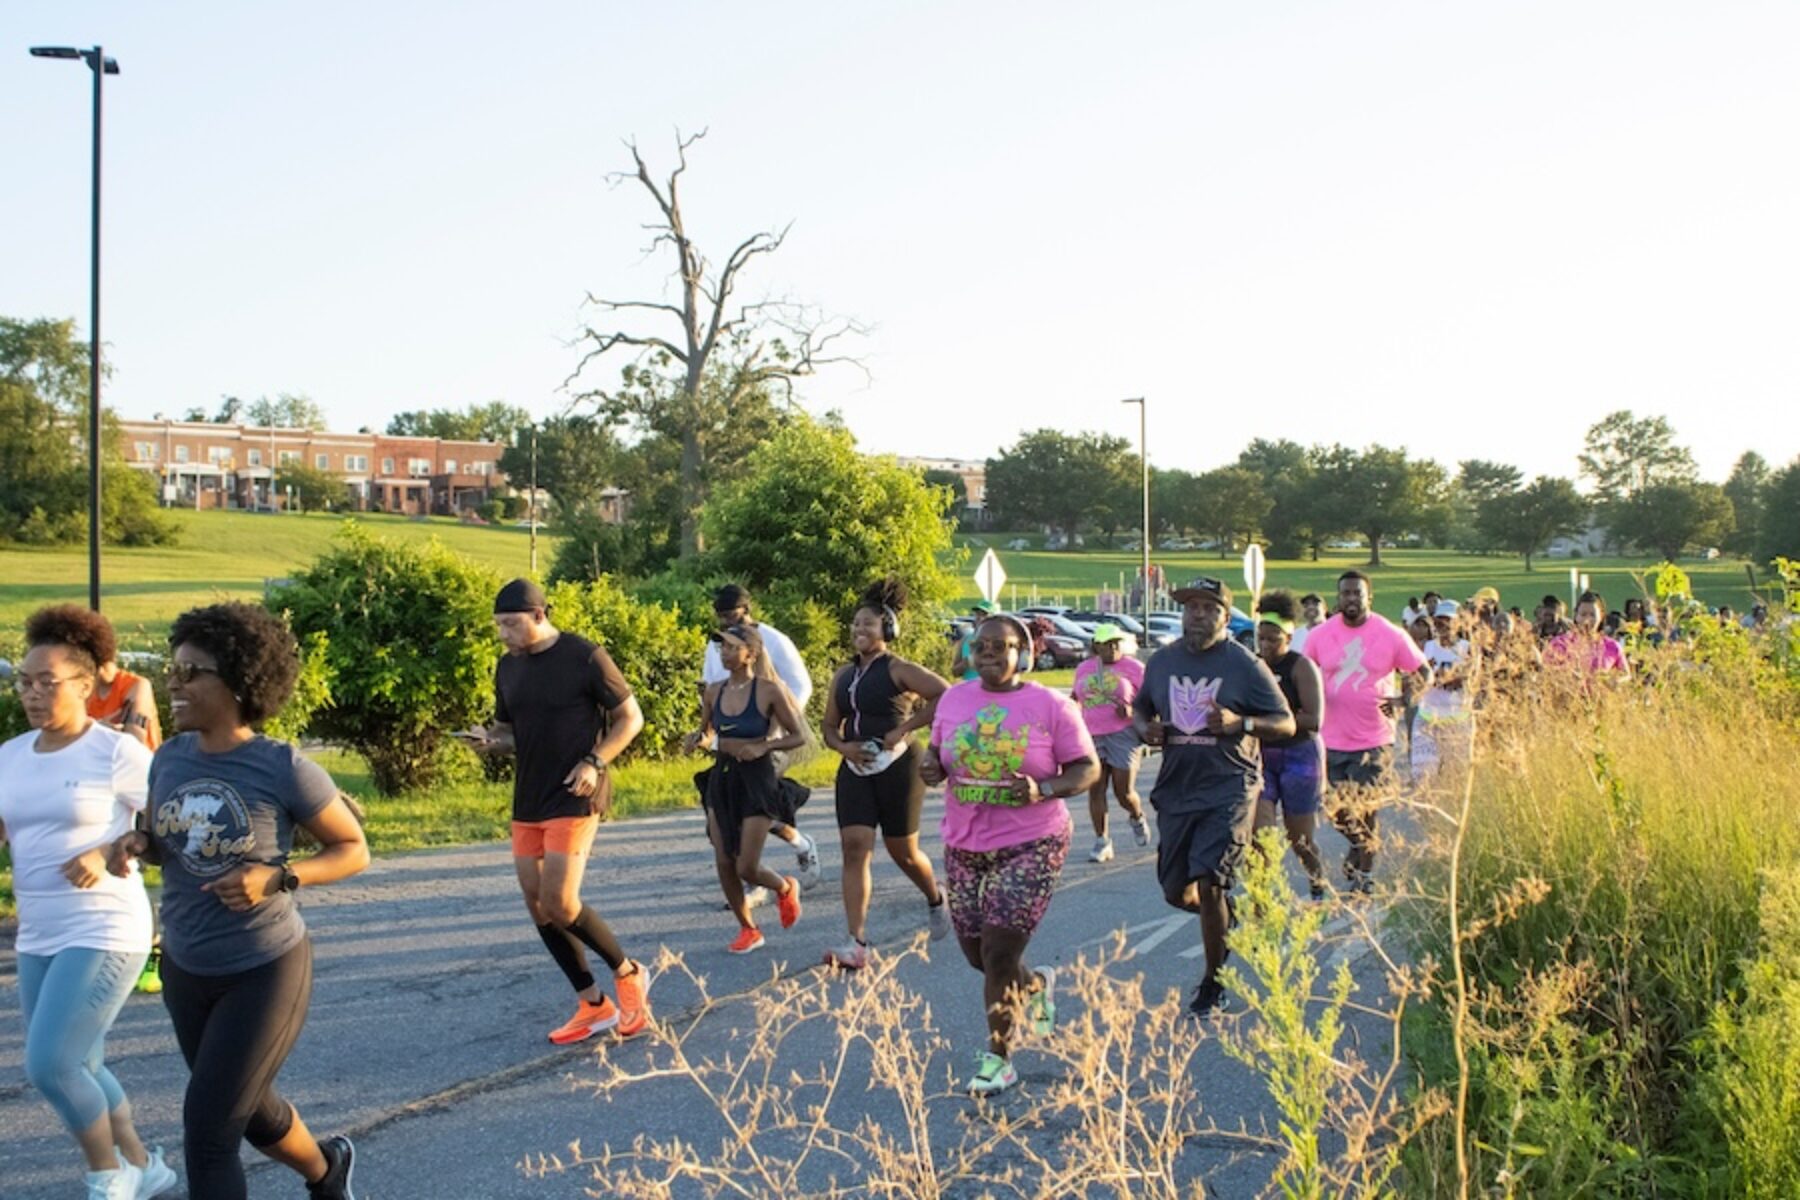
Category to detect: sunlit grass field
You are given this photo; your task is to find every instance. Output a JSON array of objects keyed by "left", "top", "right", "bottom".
[{"left": 0, "top": 509, "right": 560, "bottom": 649}]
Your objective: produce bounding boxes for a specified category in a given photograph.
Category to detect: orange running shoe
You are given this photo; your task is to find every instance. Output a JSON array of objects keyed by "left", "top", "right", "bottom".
[
  {"left": 728, "top": 925, "right": 766, "bottom": 954},
  {"left": 614, "top": 961, "right": 652, "bottom": 1039},
  {"left": 548, "top": 995, "right": 620, "bottom": 1045},
  {"left": 777, "top": 877, "right": 802, "bottom": 929}
]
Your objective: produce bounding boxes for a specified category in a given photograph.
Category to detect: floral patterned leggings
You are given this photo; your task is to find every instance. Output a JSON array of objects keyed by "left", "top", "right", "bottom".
[{"left": 943, "top": 827, "right": 1071, "bottom": 942}]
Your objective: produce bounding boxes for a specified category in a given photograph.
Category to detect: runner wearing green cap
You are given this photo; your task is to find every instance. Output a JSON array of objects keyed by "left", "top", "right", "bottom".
[{"left": 1070, "top": 623, "right": 1150, "bottom": 862}]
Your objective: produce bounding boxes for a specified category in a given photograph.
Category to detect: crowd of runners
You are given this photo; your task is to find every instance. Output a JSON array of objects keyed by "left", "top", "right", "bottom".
[{"left": 0, "top": 567, "right": 1756, "bottom": 1193}]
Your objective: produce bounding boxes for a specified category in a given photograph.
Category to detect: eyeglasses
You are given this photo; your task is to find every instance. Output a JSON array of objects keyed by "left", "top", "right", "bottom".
[
  {"left": 971, "top": 638, "right": 1023, "bottom": 654},
  {"left": 12, "top": 676, "right": 83, "bottom": 695},
  {"left": 165, "top": 662, "right": 224, "bottom": 686}
]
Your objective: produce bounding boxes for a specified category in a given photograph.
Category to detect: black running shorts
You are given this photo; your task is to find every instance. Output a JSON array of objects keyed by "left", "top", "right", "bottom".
[{"left": 834, "top": 744, "right": 925, "bottom": 838}]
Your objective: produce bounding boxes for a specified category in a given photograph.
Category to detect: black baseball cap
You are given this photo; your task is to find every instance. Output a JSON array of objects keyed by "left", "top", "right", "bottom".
[
  {"left": 1170, "top": 576, "right": 1234, "bottom": 608},
  {"left": 494, "top": 578, "right": 548, "bottom": 614}
]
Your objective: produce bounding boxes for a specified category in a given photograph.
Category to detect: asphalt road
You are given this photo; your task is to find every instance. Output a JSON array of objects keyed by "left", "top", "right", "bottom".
[{"left": 0, "top": 758, "right": 1406, "bottom": 1198}]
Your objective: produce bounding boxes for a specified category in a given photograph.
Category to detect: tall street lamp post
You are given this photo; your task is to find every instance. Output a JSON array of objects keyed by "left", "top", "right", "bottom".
[
  {"left": 1121, "top": 396, "right": 1149, "bottom": 636},
  {"left": 31, "top": 44, "right": 119, "bottom": 612}
]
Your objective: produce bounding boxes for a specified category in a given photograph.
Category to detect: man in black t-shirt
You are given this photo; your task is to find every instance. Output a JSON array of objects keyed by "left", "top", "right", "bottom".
[
  {"left": 467, "top": 579, "right": 653, "bottom": 1046},
  {"left": 1133, "top": 577, "right": 1295, "bottom": 1018}
]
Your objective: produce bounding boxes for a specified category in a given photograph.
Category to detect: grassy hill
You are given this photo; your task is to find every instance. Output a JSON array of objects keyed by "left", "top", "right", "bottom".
[{"left": 0, "top": 510, "right": 560, "bottom": 649}]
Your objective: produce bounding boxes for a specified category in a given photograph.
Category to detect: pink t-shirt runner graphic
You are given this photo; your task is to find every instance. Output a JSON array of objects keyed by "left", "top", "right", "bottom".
[
  {"left": 1302, "top": 613, "right": 1428, "bottom": 752},
  {"left": 1071, "top": 655, "right": 1146, "bottom": 737},
  {"left": 931, "top": 680, "right": 1095, "bottom": 852}
]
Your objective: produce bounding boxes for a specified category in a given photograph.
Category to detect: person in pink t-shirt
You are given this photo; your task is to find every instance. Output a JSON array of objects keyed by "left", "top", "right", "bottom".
[
  {"left": 922, "top": 614, "right": 1098, "bottom": 1097},
  {"left": 1545, "top": 592, "right": 1631, "bottom": 680},
  {"left": 1070, "top": 624, "right": 1150, "bottom": 863},
  {"left": 1300, "top": 571, "right": 1431, "bottom": 893}
]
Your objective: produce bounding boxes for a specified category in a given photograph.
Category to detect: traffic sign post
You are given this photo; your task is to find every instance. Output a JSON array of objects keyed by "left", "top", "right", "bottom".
[
  {"left": 1242, "top": 544, "right": 1266, "bottom": 605},
  {"left": 974, "top": 548, "right": 1008, "bottom": 605}
]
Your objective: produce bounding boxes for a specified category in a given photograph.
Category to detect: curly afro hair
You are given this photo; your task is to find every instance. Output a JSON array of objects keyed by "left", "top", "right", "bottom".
[
  {"left": 1254, "top": 589, "right": 1301, "bottom": 625},
  {"left": 856, "top": 576, "right": 910, "bottom": 618},
  {"left": 23, "top": 604, "right": 114, "bottom": 676},
  {"left": 168, "top": 602, "right": 300, "bottom": 725}
]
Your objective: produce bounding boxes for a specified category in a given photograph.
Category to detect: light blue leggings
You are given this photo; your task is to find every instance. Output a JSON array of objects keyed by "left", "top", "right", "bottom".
[{"left": 17, "top": 946, "right": 147, "bottom": 1132}]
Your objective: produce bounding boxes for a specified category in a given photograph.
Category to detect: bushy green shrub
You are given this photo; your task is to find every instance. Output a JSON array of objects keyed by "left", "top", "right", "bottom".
[
  {"left": 271, "top": 525, "right": 500, "bottom": 794},
  {"left": 543, "top": 578, "right": 705, "bottom": 760}
]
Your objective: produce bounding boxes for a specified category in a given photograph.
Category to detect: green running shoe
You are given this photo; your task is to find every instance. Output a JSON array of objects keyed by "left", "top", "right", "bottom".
[{"left": 135, "top": 945, "right": 163, "bottom": 995}]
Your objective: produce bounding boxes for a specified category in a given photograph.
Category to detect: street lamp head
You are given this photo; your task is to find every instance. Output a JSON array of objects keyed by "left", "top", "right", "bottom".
[
  {"left": 29, "top": 45, "right": 83, "bottom": 59},
  {"left": 99, "top": 57, "right": 120, "bottom": 75}
]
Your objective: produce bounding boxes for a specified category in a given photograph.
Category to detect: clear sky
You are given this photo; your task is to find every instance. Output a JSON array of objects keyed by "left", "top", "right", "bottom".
[{"left": 7, "top": 1, "right": 1797, "bottom": 483}]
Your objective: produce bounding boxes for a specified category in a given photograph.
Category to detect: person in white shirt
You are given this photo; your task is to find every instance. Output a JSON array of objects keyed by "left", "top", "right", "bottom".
[
  {"left": 1415, "top": 600, "right": 1475, "bottom": 774},
  {"left": 700, "top": 585, "right": 820, "bottom": 894},
  {"left": 1290, "top": 593, "right": 1325, "bottom": 655},
  {"left": 0, "top": 606, "right": 176, "bottom": 1200}
]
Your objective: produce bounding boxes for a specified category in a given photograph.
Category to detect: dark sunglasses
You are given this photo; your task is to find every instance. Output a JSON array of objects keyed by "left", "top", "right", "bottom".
[{"left": 165, "top": 662, "right": 224, "bottom": 685}]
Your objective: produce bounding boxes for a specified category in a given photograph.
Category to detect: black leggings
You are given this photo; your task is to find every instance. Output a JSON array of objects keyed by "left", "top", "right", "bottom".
[{"left": 162, "top": 939, "right": 313, "bottom": 1200}]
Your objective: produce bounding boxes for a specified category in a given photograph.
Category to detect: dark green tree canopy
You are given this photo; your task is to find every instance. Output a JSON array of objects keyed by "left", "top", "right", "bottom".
[
  {"left": 985, "top": 429, "right": 1138, "bottom": 545},
  {"left": 1609, "top": 480, "right": 1735, "bottom": 561},
  {"left": 387, "top": 400, "right": 530, "bottom": 443},
  {"left": 1475, "top": 475, "right": 1588, "bottom": 570}
]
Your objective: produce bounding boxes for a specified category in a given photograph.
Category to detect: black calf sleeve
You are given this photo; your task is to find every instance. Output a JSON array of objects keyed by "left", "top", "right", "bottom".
[
  {"left": 565, "top": 905, "right": 626, "bottom": 972},
  {"left": 536, "top": 923, "right": 595, "bottom": 993}
]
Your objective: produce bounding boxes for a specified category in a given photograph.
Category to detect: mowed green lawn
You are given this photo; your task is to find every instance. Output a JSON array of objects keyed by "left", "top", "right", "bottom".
[
  {"left": 951, "top": 537, "right": 1766, "bottom": 615},
  {"left": 0, "top": 510, "right": 560, "bottom": 649}
]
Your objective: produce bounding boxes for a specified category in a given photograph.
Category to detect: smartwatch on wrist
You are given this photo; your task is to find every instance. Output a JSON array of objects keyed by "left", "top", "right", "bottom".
[
  {"left": 581, "top": 753, "right": 604, "bottom": 770},
  {"left": 1245, "top": 716, "right": 1258, "bottom": 735},
  {"left": 279, "top": 865, "right": 301, "bottom": 893}
]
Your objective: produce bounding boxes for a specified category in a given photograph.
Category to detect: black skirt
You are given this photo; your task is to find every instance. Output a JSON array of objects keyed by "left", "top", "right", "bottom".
[{"left": 699, "top": 755, "right": 807, "bottom": 857}]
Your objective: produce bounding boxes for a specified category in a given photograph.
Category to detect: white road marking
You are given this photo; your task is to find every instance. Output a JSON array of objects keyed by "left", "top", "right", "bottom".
[{"left": 1126, "top": 914, "right": 1191, "bottom": 958}]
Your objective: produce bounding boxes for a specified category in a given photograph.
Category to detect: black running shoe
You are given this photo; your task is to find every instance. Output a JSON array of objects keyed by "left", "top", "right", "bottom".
[
  {"left": 1187, "top": 976, "right": 1229, "bottom": 1018},
  {"left": 307, "top": 1135, "right": 356, "bottom": 1200}
]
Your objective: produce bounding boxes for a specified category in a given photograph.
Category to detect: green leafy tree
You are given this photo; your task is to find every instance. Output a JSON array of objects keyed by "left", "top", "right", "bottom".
[
  {"left": 1149, "top": 467, "right": 1196, "bottom": 536},
  {"left": 541, "top": 578, "right": 706, "bottom": 760},
  {"left": 985, "top": 429, "right": 1137, "bottom": 545},
  {"left": 1235, "top": 439, "right": 1340, "bottom": 559},
  {"left": 241, "top": 394, "right": 325, "bottom": 431},
  {"left": 272, "top": 525, "right": 501, "bottom": 794},
  {"left": 1187, "top": 466, "right": 1272, "bottom": 557},
  {"left": 1723, "top": 451, "right": 1771, "bottom": 559},
  {"left": 1755, "top": 459, "right": 1800, "bottom": 565},
  {"left": 1315, "top": 445, "right": 1449, "bottom": 567},
  {"left": 274, "top": 461, "right": 351, "bottom": 512},
  {"left": 1475, "top": 475, "right": 1588, "bottom": 570},
  {"left": 702, "top": 419, "right": 958, "bottom": 680},
  {"left": 0, "top": 316, "right": 177, "bottom": 547},
  {"left": 387, "top": 400, "right": 530, "bottom": 442},
  {"left": 1579, "top": 410, "right": 1698, "bottom": 498},
  {"left": 1610, "top": 480, "right": 1735, "bottom": 561},
  {"left": 1451, "top": 459, "right": 1524, "bottom": 552},
  {"left": 568, "top": 132, "right": 863, "bottom": 557},
  {"left": 497, "top": 415, "right": 624, "bottom": 516}
]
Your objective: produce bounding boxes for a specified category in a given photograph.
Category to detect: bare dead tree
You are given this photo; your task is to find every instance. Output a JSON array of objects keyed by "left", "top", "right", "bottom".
[{"left": 567, "top": 129, "right": 865, "bottom": 557}]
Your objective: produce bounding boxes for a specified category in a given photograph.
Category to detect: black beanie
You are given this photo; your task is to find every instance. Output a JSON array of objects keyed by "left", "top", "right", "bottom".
[{"left": 494, "top": 578, "right": 548, "bottom": 614}]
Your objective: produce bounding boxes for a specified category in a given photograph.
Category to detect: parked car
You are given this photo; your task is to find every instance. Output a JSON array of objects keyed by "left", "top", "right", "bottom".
[
  {"left": 1005, "top": 537, "right": 1032, "bottom": 550},
  {"left": 1147, "top": 608, "right": 1256, "bottom": 643},
  {"left": 1063, "top": 611, "right": 1146, "bottom": 636},
  {"left": 1035, "top": 634, "right": 1086, "bottom": 670}
]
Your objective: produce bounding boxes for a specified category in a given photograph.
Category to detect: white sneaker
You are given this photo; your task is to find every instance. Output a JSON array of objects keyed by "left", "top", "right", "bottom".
[
  {"left": 85, "top": 1160, "right": 140, "bottom": 1200},
  {"left": 1129, "top": 813, "right": 1152, "bottom": 847},
  {"left": 134, "top": 1148, "right": 177, "bottom": 1199},
  {"left": 927, "top": 897, "right": 951, "bottom": 941},
  {"left": 1088, "top": 837, "right": 1115, "bottom": 863},
  {"left": 792, "top": 830, "right": 822, "bottom": 890}
]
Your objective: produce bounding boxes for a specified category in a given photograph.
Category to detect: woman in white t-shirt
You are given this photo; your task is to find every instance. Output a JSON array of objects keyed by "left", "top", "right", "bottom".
[{"left": 0, "top": 606, "right": 176, "bottom": 1200}]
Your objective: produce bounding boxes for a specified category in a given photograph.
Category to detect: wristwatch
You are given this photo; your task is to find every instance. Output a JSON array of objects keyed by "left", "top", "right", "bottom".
[
  {"left": 581, "top": 753, "right": 604, "bottom": 770},
  {"left": 1245, "top": 717, "right": 1258, "bottom": 735},
  {"left": 278, "top": 865, "right": 301, "bottom": 893}
]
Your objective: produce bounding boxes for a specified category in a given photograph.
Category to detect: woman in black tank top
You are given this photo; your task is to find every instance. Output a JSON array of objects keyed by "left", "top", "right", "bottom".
[
  {"left": 1253, "top": 592, "right": 1327, "bottom": 896},
  {"left": 684, "top": 624, "right": 811, "bottom": 954},
  {"left": 818, "top": 581, "right": 952, "bottom": 970}
]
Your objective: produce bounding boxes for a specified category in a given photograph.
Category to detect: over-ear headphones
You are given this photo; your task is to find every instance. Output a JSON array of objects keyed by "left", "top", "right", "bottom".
[{"left": 881, "top": 605, "right": 900, "bottom": 643}]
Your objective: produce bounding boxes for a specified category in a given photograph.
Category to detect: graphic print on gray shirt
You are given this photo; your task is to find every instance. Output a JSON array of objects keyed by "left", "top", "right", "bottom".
[
  {"left": 149, "top": 733, "right": 337, "bottom": 975},
  {"left": 1133, "top": 638, "right": 1292, "bottom": 813}
]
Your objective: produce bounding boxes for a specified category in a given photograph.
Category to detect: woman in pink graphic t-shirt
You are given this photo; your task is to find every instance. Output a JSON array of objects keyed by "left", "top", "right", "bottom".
[{"left": 921, "top": 614, "right": 1098, "bottom": 1098}]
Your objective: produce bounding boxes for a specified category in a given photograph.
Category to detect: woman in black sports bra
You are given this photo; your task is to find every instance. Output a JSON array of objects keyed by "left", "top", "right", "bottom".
[
  {"left": 818, "top": 580, "right": 951, "bottom": 970},
  {"left": 685, "top": 624, "right": 810, "bottom": 954}
]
